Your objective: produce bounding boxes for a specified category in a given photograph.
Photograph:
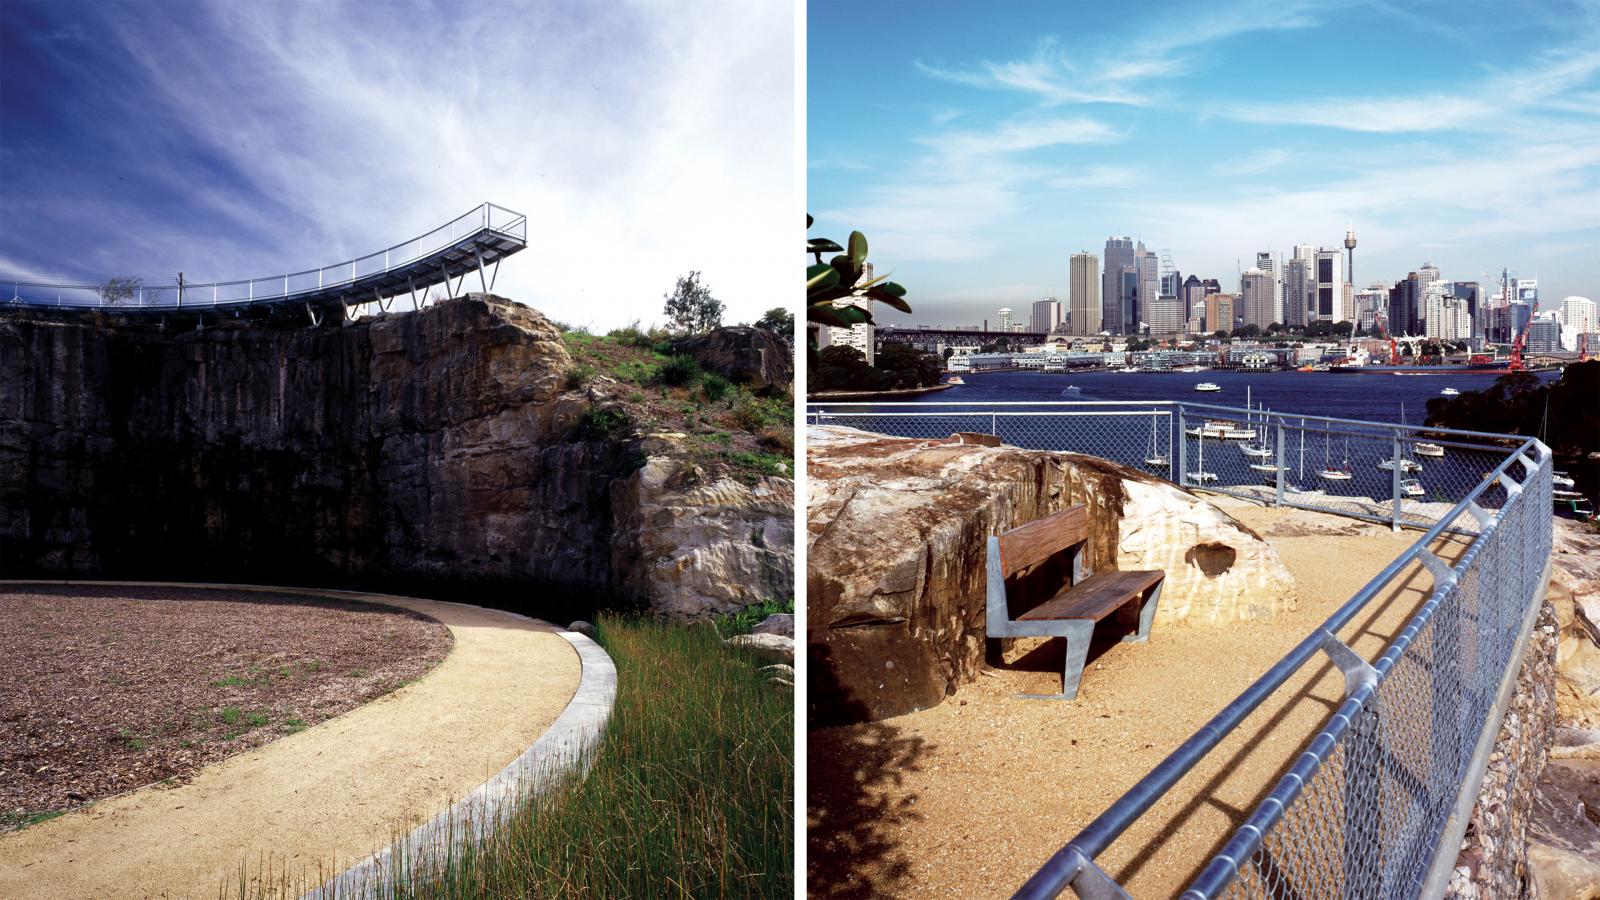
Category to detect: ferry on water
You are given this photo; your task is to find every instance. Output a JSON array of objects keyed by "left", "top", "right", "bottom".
[{"left": 1194, "top": 382, "right": 1221, "bottom": 392}]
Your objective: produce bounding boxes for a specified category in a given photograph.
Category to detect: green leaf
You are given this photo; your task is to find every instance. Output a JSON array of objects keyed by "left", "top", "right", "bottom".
[
  {"left": 877, "top": 281, "right": 907, "bottom": 298},
  {"left": 807, "top": 263, "right": 840, "bottom": 293},
  {"left": 829, "top": 256, "right": 859, "bottom": 285},
  {"left": 865, "top": 289, "right": 913, "bottom": 314},
  {"left": 807, "top": 213, "right": 814, "bottom": 229},
  {"left": 807, "top": 238, "right": 844, "bottom": 255},
  {"left": 807, "top": 305, "right": 852, "bottom": 328},
  {"left": 847, "top": 231, "right": 868, "bottom": 269}
]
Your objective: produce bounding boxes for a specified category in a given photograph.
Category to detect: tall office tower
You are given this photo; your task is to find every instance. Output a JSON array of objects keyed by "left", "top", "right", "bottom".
[
  {"left": 1201, "top": 278, "right": 1221, "bottom": 295},
  {"left": 1283, "top": 258, "right": 1311, "bottom": 328},
  {"left": 997, "top": 307, "right": 1015, "bottom": 331},
  {"left": 1102, "top": 236, "right": 1136, "bottom": 334},
  {"left": 1389, "top": 272, "right": 1425, "bottom": 336},
  {"left": 1239, "top": 267, "right": 1276, "bottom": 328},
  {"left": 1149, "top": 298, "right": 1185, "bottom": 335},
  {"left": 1451, "top": 282, "right": 1483, "bottom": 341},
  {"left": 1516, "top": 278, "right": 1539, "bottom": 311},
  {"left": 1134, "top": 243, "right": 1159, "bottom": 335},
  {"left": 1206, "top": 293, "right": 1236, "bottom": 333},
  {"left": 1526, "top": 318, "right": 1562, "bottom": 352},
  {"left": 1180, "top": 274, "right": 1205, "bottom": 320},
  {"left": 1255, "top": 251, "right": 1283, "bottom": 323},
  {"left": 822, "top": 262, "right": 877, "bottom": 365},
  {"left": 1418, "top": 261, "right": 1441, "bottom": 291},
  {"left": 1030, "top": 297, "right": 1061, "bottom": 334},
  {"left": 1423, "top": 281, "right": 1471, "bottom": 341},
  {"left": 1313, "top": 248, "right": 1345, "bottom": 322},
  {"left": 1561, "top": 296, "right": 1596, "bottom": 350},
  {"left": 1070, "top": 251, "right": 1102, "bottom": 335}
]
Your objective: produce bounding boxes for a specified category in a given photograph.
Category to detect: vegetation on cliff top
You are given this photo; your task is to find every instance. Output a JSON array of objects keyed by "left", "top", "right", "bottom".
[
  {"left": 557, "top": 323, "right": 792, "bottom": 483},
  {"left": 1425, "top": 361, "right": 1599, "bottom": 458}
]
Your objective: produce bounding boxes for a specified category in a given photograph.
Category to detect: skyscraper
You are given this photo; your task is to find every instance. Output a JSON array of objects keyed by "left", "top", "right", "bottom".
[
  {"left": 1180, "top": 274, "right": 1205, "bottom": 320},
  {"left": 1240, "top": 268, "right": 1275, "bottom": 328},
  {"left": 997, "top": 307, "right": 1014, "bottom": 331},
  {"left": 1561, "top": 296, "right": 1596, "bottom": 350},
  {"left": 1284, "top": 258, "right": 1311, "bottom": 328},
  {"left": 1102, "top": 236, "right": 1135, "bottom": 334},
  {"left": 1451, "top": 282, "right": 1482, "bottom": 342},
  {"left": 1134, "top": 244, "right": 1159, "bottom": 334},
  {"left": 1205, "top": 293, "right": 1235, "bottom": 333},
  {"left": 1255, "top": 251, "right": 1283, "bottom": 324},
  {"left": 1389, "top": 273, "right": 1424, "bottom": 336},
  {"left": 1031, "top": 297, "right": 1061, "bottom": 335},
  {"left": 1070, "top": 252, "right": 1102, "bottom": 335},
  {"left": 1313, "top": 248, "right": 1345, "bottom": 322}
]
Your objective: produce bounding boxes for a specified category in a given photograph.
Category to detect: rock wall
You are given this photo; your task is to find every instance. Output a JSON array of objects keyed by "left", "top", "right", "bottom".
[
  {"left": 0, "top": 296, "right": 791, "bottom": 618},
  {"left": 807, "top": 426, "right": 1297, "bottom": 724}
]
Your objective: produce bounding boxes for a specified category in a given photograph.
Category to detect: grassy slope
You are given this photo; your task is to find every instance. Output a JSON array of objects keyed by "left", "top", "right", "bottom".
[{"left": 560, "top": 327, "right": 794, "bottom": 484}]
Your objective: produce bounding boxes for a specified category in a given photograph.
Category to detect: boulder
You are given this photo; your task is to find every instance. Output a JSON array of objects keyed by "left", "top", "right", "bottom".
[
  {"left": 807, "top": 426, "right": 1297, "bottom": 725},
  {"left": 753, "top": 613, "right": 795, "bottom": 637},
  {"left": 674, "top": 326, "right": 792, "bottom": 395},
  {"left": 568, "top": 620, "right": 598, "bottom": 639},
  {"left": 726, "top": 633, "right": 795, "bottom": 665}
]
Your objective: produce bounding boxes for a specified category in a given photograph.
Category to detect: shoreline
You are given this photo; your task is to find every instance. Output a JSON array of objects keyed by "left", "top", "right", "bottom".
[{"left": 807, "top": 383, "right": 954, "bottom": 401}]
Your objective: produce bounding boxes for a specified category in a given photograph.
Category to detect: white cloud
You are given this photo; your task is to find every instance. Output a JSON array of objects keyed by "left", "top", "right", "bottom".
[
  {"left": 1048, "top": 166, "right": 1143, "bottom": 189},
  {"left": 90, "top": 0, "right": 793, "bottom": 330},
  {"left": 1212, "top": 148, "right": 1295, "bottom": 176}
]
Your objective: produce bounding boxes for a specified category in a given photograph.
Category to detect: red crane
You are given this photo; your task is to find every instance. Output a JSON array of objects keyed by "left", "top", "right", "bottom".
[{"left": 1508, "top": 299, "right": 1539, "bottom": 372}]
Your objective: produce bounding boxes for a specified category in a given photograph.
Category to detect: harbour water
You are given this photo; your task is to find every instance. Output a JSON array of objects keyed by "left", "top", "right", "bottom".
[{"left": 895, "top": 368, "right": 1561, "bottom": 426}]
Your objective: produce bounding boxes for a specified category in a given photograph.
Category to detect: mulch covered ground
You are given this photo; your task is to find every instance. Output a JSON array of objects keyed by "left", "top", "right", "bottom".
[{"left": 0, "top": 585, "right": 452, "bottom": 830}]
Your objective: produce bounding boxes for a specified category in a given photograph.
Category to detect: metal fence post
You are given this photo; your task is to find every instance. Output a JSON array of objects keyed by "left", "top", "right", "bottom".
[
  {"left": 1391, "top": 429, "right": 1403, "bottom": 532},
  {"left": 1176, "top": 405, "right": 1188, "bottom": 487},
  {"left": 990, "top": 412, "right": 997, "bottom": 438},
  {"left": 1274, "top": 417, "right": 1286, "bottom": 506}
]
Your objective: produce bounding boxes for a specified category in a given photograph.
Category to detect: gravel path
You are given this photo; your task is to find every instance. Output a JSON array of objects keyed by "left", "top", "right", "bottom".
[
  {"left": 1, "top": 585, "right": 450, "bottom": 827},
  {"left": 808, "top": 501, "right": 1471, "bottom": 899},
  {"left": 0, "top": 583, "right": 580, "bottom": 899}
]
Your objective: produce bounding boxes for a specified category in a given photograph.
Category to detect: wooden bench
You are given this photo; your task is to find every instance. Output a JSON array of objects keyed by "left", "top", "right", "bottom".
[{"left": 986, "top": 505, "right": 1165, "bottom": 700}]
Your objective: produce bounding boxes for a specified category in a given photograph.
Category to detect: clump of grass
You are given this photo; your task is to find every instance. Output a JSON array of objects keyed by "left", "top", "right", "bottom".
[
  {"left": 116, "top": 728, "right": 147, "bottom": 751},
  {"left": 655, "top": 354, "right": 702, "bottom": 387},
  {"left": 1, "top": 809, "right": 64, "bottom": 831},
  {"left": 565, "top": 363, "right": 597, "bottom": 390},
  {"left": 732, "top": 390, "right": 790, "bottom": 432},
  {"left": 713, "top": 597, "right": 794, "bottom": 638},
  {"left": 572, "top": 406, "right": 634, "bottom": 441},
  {"left": 297, "top": 615, "right": 792, "bottom": 899},
  {"left": 729, "top": 450, "right": 790, "bottom": 480},
  {"left": 701, "top": 372, "right": 732, "bottom": 402},
  {"left": 213, "top": 674, "right": 252, "bottom": 687}
]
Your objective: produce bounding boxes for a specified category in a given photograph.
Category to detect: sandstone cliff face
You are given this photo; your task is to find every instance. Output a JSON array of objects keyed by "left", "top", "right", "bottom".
[
  {"left": 0, "top": 296, "right": 791, "bottom": 618},
  {"left": 807, "top": 426, "right": 1297, "bottom": 724}
]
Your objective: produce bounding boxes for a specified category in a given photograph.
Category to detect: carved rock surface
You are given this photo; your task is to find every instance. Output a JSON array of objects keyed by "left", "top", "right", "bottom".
[
  {"left": 0, "top": 295, "right": 791, "bottom": 618},
  {"left": 806, "top": 426, "right": 1297, "bottom": 724}
]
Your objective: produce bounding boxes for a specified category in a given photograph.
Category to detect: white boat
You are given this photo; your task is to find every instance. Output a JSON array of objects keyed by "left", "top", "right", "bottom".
[
  {"left": 1250, "top": 462, "right": 1282, "bottom": 474},
  {"left": 1143, "top": 415, "right": 1169, "bottom": 468},
  {"left": 1188, "top": 426, "right": 1217, "bottom": 483},
  {"left": 1400, "top": 478, "right": 1425, "bottom": 498},
  {"left": 1414, "top": 442, "right": 1445, "bottom": 458},
  {"left": 1440, "top": 387, "right": 1459, "bottom": 396},
  {"left": 1240, "top": 444, "right": 1274, "bottom": 458},
  {"left": 1061, "top": 385, "right": 1082, "bottom": 396},
  {"left": 945, "top": 375, "right": 965, "bottom": 385},
  {"left": 1117, "top": 366, "right": 1140, "bottom": 373},
  {"left": 1553, "top": 471, "right": 1577, "bottom": 489},
  {"left": 1194, "top": 382, "right": 1221, "bottom": 392},
  {"left": 1553, "top": 488, "right": 1584, "bottom": 502},
  {"left": 1319, "top": 432, "right": 1353, "bottom": 481},
  {"left": 1378, "top": 457, "right": 1423, "bottom": 473}
]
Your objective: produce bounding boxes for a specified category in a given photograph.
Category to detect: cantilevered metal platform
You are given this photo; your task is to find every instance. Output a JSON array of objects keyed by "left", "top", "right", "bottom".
[{"left": 1, "top": 202, "right": 527, "bottom": 321}]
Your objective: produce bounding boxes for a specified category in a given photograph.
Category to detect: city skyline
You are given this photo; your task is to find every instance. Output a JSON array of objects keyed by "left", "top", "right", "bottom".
[{"left": 809, "top": 0, "right": 1600, "bottom": 326}]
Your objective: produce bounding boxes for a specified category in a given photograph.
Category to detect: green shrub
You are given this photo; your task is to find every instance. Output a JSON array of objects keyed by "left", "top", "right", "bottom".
[
  {"left": 713, "top": 597, "right": 794, "bottom": 638},
  {"left": 701, "top": 373, "right": 732, "bottom": 402},
  {"left": 655, "top": 355, "right": 702, "bottom": 387},
  {"left": 573, "top": 407, "right": 634, "bottom": 441},
  {"left": 605, "top": 319, "right": 655, "bottom": 348},
  {"left": 729, "top": 450, "right": 790, "bottom": 479}
]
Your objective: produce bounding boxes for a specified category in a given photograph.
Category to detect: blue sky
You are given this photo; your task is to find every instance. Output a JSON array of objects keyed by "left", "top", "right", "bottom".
[
  {"left": 0, "top": 0, "right": 793, "bottom": 329},
  {"left": 809, "top": 0, "right": 1600, "bottom": 325}
]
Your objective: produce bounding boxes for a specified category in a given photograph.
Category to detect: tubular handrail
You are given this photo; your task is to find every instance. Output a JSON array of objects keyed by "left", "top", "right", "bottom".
[
  {"left": 0, "top": 201, "right": 526, "bottom": 308},
  {"left": 1012, "top": 433, "right": 1546, "bottom": 900}
]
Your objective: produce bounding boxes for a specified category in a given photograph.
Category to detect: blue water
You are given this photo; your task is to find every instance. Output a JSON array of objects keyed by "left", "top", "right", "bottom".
[{"left": 918, "top": 369, "right": 1560, "bottom": 426}]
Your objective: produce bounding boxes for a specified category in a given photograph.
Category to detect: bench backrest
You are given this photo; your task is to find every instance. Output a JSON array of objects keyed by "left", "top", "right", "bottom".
[{"left": 987, "top": 505, "right": 1090, "bottom": 634}]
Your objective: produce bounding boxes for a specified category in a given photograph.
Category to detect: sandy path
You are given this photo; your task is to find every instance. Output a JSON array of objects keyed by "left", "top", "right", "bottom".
[
  {"left": 809, "top": 501, "right": 1473, "bottom": 899},
  {"left": 0, "top": 584, "right": 580, "bottom": 899}
]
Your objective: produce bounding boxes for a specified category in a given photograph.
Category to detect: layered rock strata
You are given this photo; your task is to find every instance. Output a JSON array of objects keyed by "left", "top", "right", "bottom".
[
  {"left": 807, "top": 426, "right": 1297, "bottom": 724},
  {"left": 0, "top": 295, "right": 791, "bottom": 618}
]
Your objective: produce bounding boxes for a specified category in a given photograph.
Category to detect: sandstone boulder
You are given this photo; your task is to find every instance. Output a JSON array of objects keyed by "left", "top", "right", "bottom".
[
  {"left": 754, "top": 613, "right": 795, "bottom": 637},
  {"left": 727, "top": 633, "right": 795, "bottom": 665},
  {"left": 807, "top": 426, "right": 1297, "bottom": 724},
  {"left": 674, "top": 326, "right": 792, "bottom": 395}
]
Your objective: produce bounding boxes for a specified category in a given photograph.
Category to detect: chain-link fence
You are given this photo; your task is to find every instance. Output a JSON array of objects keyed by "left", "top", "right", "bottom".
[{"left": 809, "top": 401, "right": 1554, "bottom": 899}]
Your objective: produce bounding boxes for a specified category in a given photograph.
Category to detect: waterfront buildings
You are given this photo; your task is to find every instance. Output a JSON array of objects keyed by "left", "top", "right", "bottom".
[
  {"left": 1031, "top": 297, "right": 1061, "bottom": 335},
  {"left": 1070, "top": 252, "right": 1102, "bottom": 335},
  {"left": 1239, "top": 267, "right": 1275, "bottom": 328}
]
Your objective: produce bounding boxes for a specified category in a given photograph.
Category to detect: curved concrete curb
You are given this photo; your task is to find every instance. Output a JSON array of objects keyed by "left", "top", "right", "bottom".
[{"left": 307, "top": 623, "right": 618, "bottom": 898}]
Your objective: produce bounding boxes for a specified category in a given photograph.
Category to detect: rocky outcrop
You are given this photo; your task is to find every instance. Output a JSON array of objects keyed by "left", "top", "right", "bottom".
[
  {"left": 0, "top": 295, "right": 791, "bottom": 618},
  {"left": 807, "top": 426, "right": 1297, "bottom": 724},
  {"left": 675, "top": 326, "right": 792, "bottom": 395}
]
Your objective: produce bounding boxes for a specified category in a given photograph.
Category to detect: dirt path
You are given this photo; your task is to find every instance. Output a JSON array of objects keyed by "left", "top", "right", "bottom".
[
  {"left": 0, "top": 584, "right": 580, "bottom": 899},
  {"left": 809, "top": 501, "right": 1471, "bottom": 899}
]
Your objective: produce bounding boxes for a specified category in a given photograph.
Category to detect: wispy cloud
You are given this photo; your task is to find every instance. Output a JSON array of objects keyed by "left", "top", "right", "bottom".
[
  {"left": 1048, "top": 166, "right": 1143, "bottom": 189},
  {"left": 927, "top": 117, "right": 1125, "bottom": 158},
  {"left": 1213, "top": 148, "right": 1295, "bottom": 176}
]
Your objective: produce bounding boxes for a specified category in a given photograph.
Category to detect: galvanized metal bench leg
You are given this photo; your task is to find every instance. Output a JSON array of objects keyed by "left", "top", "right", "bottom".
[
  {"left": 1122, "top": 580, "right": 1163, "bottom": 644},
  {"left": 1020, "top": 621, "right": 1095, "bottom": 701}
]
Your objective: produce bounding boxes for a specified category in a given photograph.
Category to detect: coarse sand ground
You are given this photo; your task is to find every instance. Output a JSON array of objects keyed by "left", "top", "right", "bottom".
[
  {"left": 808, "top": 498, "right": 1473, "bottom": 899},
  {"left": 0, "top": 583, "right": 580, "bottom": 899}
]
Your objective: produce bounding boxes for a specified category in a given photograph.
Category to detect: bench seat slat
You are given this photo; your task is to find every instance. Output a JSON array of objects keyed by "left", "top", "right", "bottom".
[{"left": 1016, "top": 569, "right": 1165, "bottom": 622}]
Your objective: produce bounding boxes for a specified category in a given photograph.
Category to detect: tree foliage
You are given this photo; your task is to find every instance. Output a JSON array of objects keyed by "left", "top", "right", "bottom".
[
  {"left": 755, "top": 307, "right": 793, "bottom": 341},
  {"left": 1425, "top": 361, "right": 1598, "bottom": 457},
  {"left": 809, "top": 343, "right": 944, "bottom": 394},
  {"left": 662, "top": 271, "right": 724, "bottom": 335},
  {"left": 99, "top": 276, "right": 141, "bottom": 306},
  {"left": 806, "top": 215, "right": 910, "bottom": 332}
]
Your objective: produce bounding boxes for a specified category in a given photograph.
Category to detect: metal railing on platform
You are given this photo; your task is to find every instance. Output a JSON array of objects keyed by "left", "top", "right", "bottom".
[
  {"left": 0, "top": 202, "right": 528, "bottom": 313},
  {"left": 806, "top": 400, "right": 1553, "bottom": 899}
]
